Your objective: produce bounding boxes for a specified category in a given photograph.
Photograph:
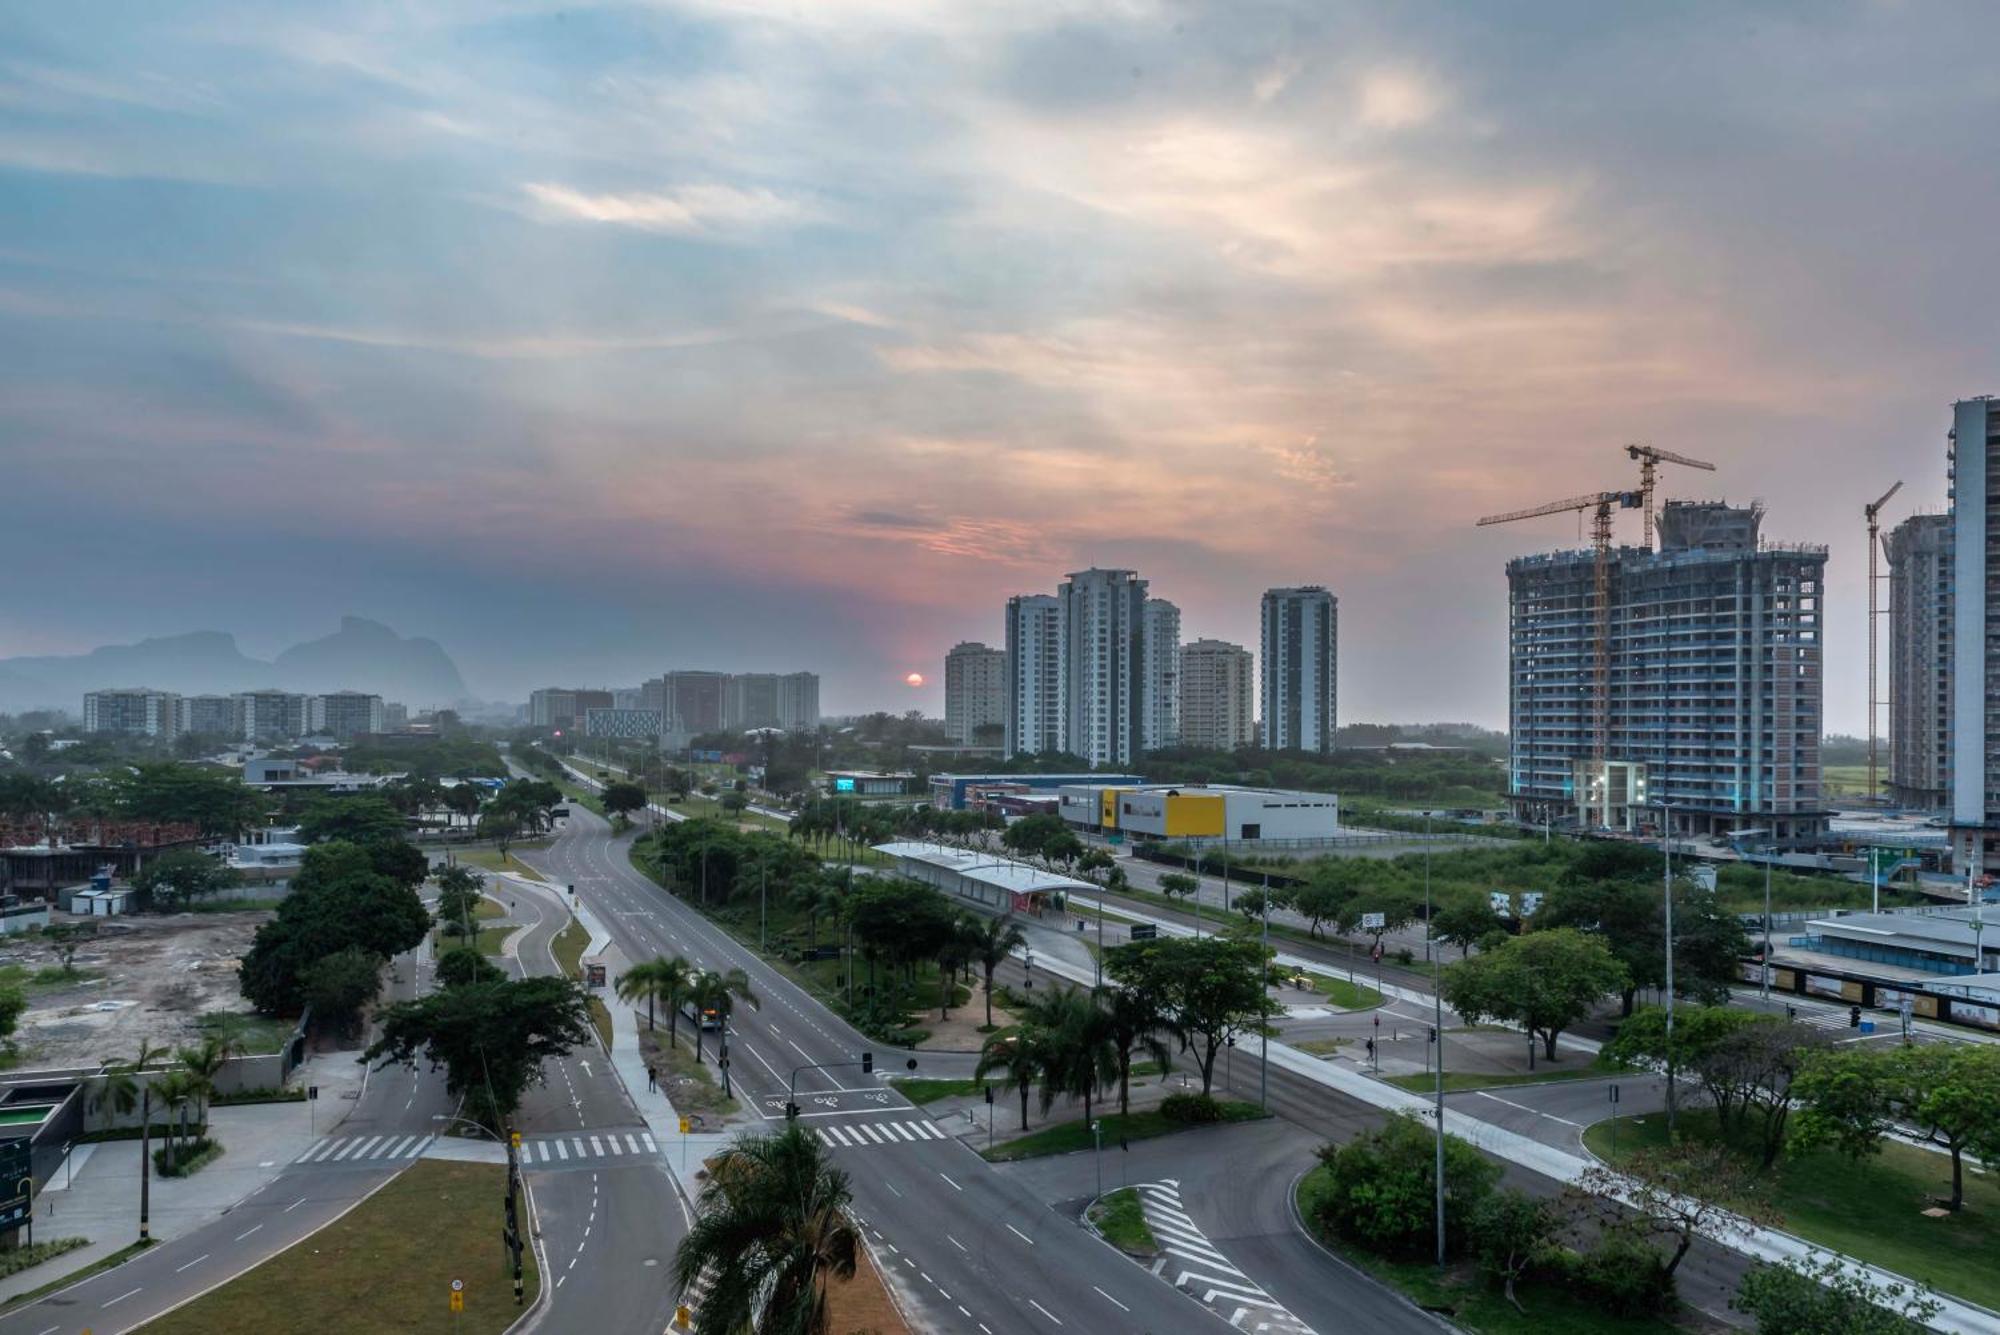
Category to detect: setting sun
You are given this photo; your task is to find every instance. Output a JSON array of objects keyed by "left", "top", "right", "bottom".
[{"left": 904, "top": 672, "right": 925, "bottom": 687}]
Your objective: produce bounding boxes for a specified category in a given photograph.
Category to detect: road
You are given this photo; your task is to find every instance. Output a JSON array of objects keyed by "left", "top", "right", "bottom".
[
  {"left": 0, "top": 936, "right": 456, "bottom": 1335},
  {"left": 532, "top": 801, "right": 1243, "bottom": 1334}
]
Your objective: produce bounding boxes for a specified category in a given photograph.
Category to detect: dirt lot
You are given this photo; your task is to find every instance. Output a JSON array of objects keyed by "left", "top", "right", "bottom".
[{"left": 6, "top": 911, "right": 274, "bottom": 1069}]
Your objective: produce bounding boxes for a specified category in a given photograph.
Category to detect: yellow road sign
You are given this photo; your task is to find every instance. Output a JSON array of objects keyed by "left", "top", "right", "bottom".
[
  {"left": 510, "top": 1131, "right": 522, "bottom": 1148},
  {"left": 450, "top": 1291, "right": 464, "bottom": 1313},
  {"left": 675, "top": 1305, "right": 692, "bottom": 1329},
  {"left": 678, "top": 1116, "right": 690, "bottom": 1134}
]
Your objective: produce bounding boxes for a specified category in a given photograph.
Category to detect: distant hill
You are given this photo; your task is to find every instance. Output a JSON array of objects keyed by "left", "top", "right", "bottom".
[{"left": 0, "top": 617, "right": 469, "bottom": 714}]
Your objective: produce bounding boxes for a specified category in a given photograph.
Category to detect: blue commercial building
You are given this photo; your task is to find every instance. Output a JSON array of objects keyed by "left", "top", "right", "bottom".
[{"left": 927, "top": 772, "right": 1143, "bottom": 811}]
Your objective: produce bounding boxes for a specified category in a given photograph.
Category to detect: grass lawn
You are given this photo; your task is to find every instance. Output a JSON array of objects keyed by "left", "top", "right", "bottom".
[
  {"left": 0, "top": 1240, "right": 152, "bottom": 1315},
  {"left": 1295, "top": 1166, "right": 1683, "bottom": 1334},
  {"left": 453, "top": 847, "right": 546, "bottom": 880},
  {"left": 982, "top": 1100, "right": 1267, "bottom": 1162},
  {"left": 1384, "top": 1053, "right": 1624, "bottom": 1094},
  {"left": 551, "top": 918, "right": 587, "bottom": 979},
  {"left": 891, "top": 1077, "right": 982, "bottom": 1105},
  {"left": 1290, "top": 1037, "right": 1351, "bottom": 1057},
  {"left": 1584, "top": 1108, "right": 2000, "bottom": 1310},
  {"left": 587, "top": 997, "right": 612, "bottom": 1052},
  {"left": 472, "top": 924, "right": 516, "bottom": 957},
  {"left": 1089, "top": 1187, "right": 1158, "bottom": 1256},
  {"left": 1292, "top": 970, "right": 1383, "bottom": 1009},
  {"left": 199, "top": 1011, "right": 298, "bottom": 1055},
  {"left": 145, "top": 1160, "right": 536, "bottom": 1335},
  {"left": 636, "top": 1024, "right": 739, "bottom": 1117}
]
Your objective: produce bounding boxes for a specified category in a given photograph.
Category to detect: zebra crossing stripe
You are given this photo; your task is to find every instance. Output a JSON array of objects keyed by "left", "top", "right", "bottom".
[
  {"left": 570, "top": 1138, "right": 586, "bottom": 1158},
  {"left": 333, "top": 1138, "right": 367, "bottom": 1161},
  {"left": 890, "top": 1124, "right": 917, "bottom": 1142},
  {"left": 589, "top": 1136, "right": 606, "bottom": 1156},
  {"left": 554, "top": 1140, "right": 569, "bottom": 1160},
  {"left": 642, "top": 1133, "right": 658, "bottom": 1152},
  {"left": 625, "top": 1134, "right": 642, "bottom": 1154}
]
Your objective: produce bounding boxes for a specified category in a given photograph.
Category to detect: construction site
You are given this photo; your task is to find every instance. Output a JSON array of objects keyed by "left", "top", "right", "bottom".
[{"left": 1486, "top": 446, "right": 1834, "bottom": 846}]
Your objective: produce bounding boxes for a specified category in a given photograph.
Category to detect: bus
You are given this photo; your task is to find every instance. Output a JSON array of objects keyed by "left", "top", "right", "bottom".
[{"left": 682, "top": 1001, "right": 722, "bottom": 1032}]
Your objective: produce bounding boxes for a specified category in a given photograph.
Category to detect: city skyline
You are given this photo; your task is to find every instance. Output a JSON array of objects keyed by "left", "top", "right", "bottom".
[{"left": 3, "top": 3, "right": 1992, "bottom": 727}]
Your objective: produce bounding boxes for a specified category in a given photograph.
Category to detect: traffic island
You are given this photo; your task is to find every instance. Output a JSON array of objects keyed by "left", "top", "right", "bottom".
[
  {"left": 1085, "top": 1187, "right": 1158, "bottom": 1257},
  {"left": 143, "top": 1160, "right": 537, "bottom": 1335}
]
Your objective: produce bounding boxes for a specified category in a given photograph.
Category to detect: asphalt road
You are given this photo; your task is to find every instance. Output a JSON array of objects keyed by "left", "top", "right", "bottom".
[
  {"left": 0, "top": 935, "right": 456, "bottom": 1335},
  {"left": 532, "top": 802, "right": 1235, "bottom": 1334}
]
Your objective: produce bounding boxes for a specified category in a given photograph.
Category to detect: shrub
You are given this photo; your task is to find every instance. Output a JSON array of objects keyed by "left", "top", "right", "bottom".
[
  {"left": 1311, "top": 1113, "right": 1499, "bottom": 1259},
  {"left": 1562, "top": 1227, "right": 1676, "bottom": 1317},
  {"left": 1732, "top": 1255, "right": 1940, "bottom": 1334},
  {"left": 154, "top": 1137, "right": 224, "bottom": 1178},
  {"left": 1160, "top": 1093, "right": 1226, "bottom": 1124}
]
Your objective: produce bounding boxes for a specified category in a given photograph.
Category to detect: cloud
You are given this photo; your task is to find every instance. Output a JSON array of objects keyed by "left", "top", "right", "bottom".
[
  {"left": 520, "top": 181, "right": 816, "bottom": 234},
  {"left": 1357, "top": 68, "right": 1445, "bottom": 129}
]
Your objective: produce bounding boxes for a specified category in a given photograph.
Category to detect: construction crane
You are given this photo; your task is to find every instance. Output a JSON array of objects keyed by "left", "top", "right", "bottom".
[
  {"left": 1624, "top": 444, "right": 1717, "bottom": 550},
  {"left": 1478, "top": 491, "right": 1643, "bottom": 817},
  {"left": 1864, "top": 480, "right": 1904, "bottom": 806}
]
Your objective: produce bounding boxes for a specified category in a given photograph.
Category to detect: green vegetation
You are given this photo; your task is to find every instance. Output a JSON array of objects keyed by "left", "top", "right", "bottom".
[
  {"left": 983, "top": 1100, "right": 1266, "bottom": 1161},
  {"left": 1384, "top": 1056, "right": 1622, "bottom": 1094},
  {"left": 0, "top": 1237, "right": 87, "bottom": 1281},
  {"left": 0, "top": 1240, "right": 154, "bottom": 1315},
  {"left": 472, "top": 924, "right": 516, "bottom": 956},
  {"left": 587, "top": 997, "right": 612, "bottom": 1052},
  {"left": 199, "top": 1011, "right": 299, "bottom": 1055},
  {"left": 238, "top": 839, "right": 431, "bottom": 1017},
  {"left": 1291, "top": 1037, "right": 1350, "bottom": 1057},
  {"left": 890, "top": 1077, "right": 982, "bottom": 1105},
  {"left": 551, "top": 918, "right": 588, "bottom": 978},
  {"left": 1586, "top": 1108, "right": 2000, "bottom": 1310},
  {"left": 639, "top": 1026, "right": 739, "bottom": 1117},
  {"left": 1439, "top": 927, "right": 1629, "bottom": 1060},
  {"left": 1295, "top": 971, "right": 1383, "bottom": 1009},
  {"left": 154, "top": 1137, "right": 223, "bottom": 1177},
  {"left": 453, "top": 846, "right": 547, "bottom": 879},
  {"left": 144, "top": 1160, "right": 535, "bottom": 1335},
  {"left": 1089, "top": 1187, "right": 1157, "bottom": 1256}
]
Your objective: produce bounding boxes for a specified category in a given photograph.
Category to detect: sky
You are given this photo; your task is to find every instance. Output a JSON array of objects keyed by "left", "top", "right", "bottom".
[{"left": 1, "top": 1, "right": 1992, "bottom": 726}]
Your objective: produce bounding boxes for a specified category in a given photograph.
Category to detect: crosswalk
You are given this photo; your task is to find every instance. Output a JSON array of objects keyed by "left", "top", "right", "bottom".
[
  {"left": 813, "top": 1119, "right": 952, "bottom": 1149},
  {"left": 521, "top": 1131, "right": 659, "bottom": 1163},
  {"left": 296, "top": 1133, "right": 435, "bottom": 1164},
  {"left": 1134, "top": 1180, "right": 1315, "bottom": 1335}
]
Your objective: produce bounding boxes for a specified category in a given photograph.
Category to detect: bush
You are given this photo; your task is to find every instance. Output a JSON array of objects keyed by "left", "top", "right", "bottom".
[
  {"left": 1160, "top": 1093, "right": 1226, "bottom": 1124},
  {"left": 1733, "top": 1256, "right": 1941, "bottom": 1334},
  {"left": 154, "top": 1137, "right": 224, "bottom": 1178},
  {"left": 0, "top": 1237, "right": 87, "bottom": 1280},
  {"left": 1560, "top": 1227, "right": 1676, "bottom": 1318},
  {"left": 1311, "top": 1113, "right": 1500, "bottom": 1259}
]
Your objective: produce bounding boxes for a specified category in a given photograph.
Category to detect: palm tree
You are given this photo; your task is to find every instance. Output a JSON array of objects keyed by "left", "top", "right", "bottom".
[
  {"left": 175, "top": 1035, "right": 234, "bottom": 1132},
  {"left": 1031, "top": 990, "right": 1117, "bottom": 1127},
  {"left": 93, "top": 1042, "right": 164, "bottom": 1235},
  {"left": 153, "top": 1071, "right": 198, "bottom": 1173},
  {"left": 691, "top": 968, "right": 760, "bottom": 1098},
  {"left": 967, "top": 914, "right": 1027, "bottom": 1029},
  {"left": 617, "top": 956, "right": 692, "bottom": 1035},
  {"left": 1098, "top": 985, "right": 1172, "bottom": 1117},
  {"left": 974, "top": 1027, "right": 1045, "bottom": 1132},
  {"left": 674, "top": 1124, "right": 857, "bottom": 1335}
]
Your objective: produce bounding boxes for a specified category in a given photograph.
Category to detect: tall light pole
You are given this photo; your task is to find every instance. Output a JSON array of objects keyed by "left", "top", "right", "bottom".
[
  {"left": 1661, "top": 802, "right": 1677, "bottom": 1139},
  {"left": 1259, "top": 876, "right": 1271, "bottom": 1113},
  {"left": 1427, "top": 811, "right": 1445, "bottom": 1270}
]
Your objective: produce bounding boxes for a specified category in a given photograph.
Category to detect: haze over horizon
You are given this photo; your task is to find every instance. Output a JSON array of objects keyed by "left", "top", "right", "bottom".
[{"left": 4, "top": 2, "right": 1993, "bottom": 726}]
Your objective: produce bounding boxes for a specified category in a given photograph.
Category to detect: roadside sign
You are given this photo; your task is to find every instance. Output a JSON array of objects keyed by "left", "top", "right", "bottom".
[
  {"left": 1608, "top": 1084, "right": 1620, "bottom": 1105},
  {"left": 1128, "top": 924, "right": 1158, "bottom": 941},
  {"left": 510, "top": 1131, "right": 521, "bottom": 1149},
  {"left": 1489, "top": 891, "right": 1513, "bottom": 915},
  {"left": 0, "top": 1141, "right": 31, "bottom": 1231},
  {"left": 1361, "top": 912, "right": 1386, "bottom": 931},
  {"left": 1519, "top": 892, "right": 1544, "bottom": 917},
  {"left": 451, "top": 1279, "right": 465, "bottom": 1292},
  {"left": 307, "top": 1085, "right": 319, "bottom": 1101},
  {"left": 679, "top": 1116, "right": 691, "bottom": 1135},
  {"left": 449, "top": 1291, "right": 463, "bottom": 1313}
]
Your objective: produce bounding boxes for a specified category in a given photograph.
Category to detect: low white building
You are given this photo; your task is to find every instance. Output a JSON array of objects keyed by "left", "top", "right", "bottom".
[
  {"left": 1056, "top": 783, "right": 1339, "bottom": 843},
  {"left": 874, "top": 842, "right": 1092, "bottom": 917}
]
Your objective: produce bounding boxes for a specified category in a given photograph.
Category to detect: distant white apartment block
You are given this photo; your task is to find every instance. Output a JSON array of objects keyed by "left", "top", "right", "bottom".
[
  {"left": 176, "top": 694, "right": 239, "bottom": 737},
  {"left": 1261, "top": 586, "right": 1338, "bottom": 753},
  {"left": 235, "top": 690, "right": 310, "bottom": 741},
  {"left": 1005, "top": 595, "right": 1064, "bottom": 757},
  {"left": 1141, "top": 598, "right": 1180, "bottom": 752},
  {"left": 83, "top": 688, "right": 181, "bottom": 738},
  {"left": 312, "top": 691, "right": 385, "bottom": 741},
  {"left": 1061, "top": 568, "right": 1149, "bottom": 768},
  {"left": 1179, "top": 639, "right": 1255, "bottom": 751},
  {"left": 945, "top": 642, "right": 1008, "bottom": 744}
]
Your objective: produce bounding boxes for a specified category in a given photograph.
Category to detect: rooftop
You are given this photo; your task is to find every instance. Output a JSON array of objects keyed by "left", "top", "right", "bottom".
[{"left": 874, "top": 842, "right": 1094, "bottom": 897}]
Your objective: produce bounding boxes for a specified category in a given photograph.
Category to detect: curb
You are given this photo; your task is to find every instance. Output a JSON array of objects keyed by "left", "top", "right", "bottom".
[{"left": 1283, "top": 1167, "right": 1460, "bottom": 1332}]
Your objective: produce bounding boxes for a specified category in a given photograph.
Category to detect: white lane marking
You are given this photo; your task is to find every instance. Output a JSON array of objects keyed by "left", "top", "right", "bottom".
[
  {"left": 175, "top": 1253, "right": 210, "bottom": 1273},
  {"left": 555, "top": 1140, "right": 569, "bottom": 1160},
  {"left": 284, "top": 1197, "right": 306, "bottom": 1212},
  {"left": 1474, "top": 1090, "right": 1583, "bottom": 1128},
  {"left": 642, "top": 1133, "right": 658, "bottom": 1152},
  {"left": 353, "top": 1135, "right": 386, "bottom": 1159},
  {"left": 1006, "top": 1224, "right": 1034, "bottom": 1246},
  {"left": 589, "top": 1136, "right": 605, "bottom": 1156},
  {"left": 625, "top": 1134, "right": 642, "bottom": 1154},
  {"left": 891, "top": 1123, "right": 918, "bottom": 1142},
  {"left": 1027, "top": 1298, "right": 1063, "bottom": 1324},
  {"left": 938, "top": 1172, "right": 963, "bottom": 1192},
  {"left": 235, "top": 1224, "right": 263, "bottom": 1241},
  {"left": 102, "top": 1288, "right": 142, "bottom": 1307},
  {"left": 570, "top": 1137, "right": 586, "bottom": 1157},
  {"left": 947, "top": 1235, "right": 967, "bottom": 1252},
  {"left": 1094, "top": 1287, "right": 1130, "bottom": 1312}
]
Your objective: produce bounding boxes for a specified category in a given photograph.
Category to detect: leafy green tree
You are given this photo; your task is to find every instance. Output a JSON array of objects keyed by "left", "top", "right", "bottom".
[
  {"left": 1097, "top": 983, "right": 1171, "bottom": 1116},
  {"left": 433, "top": 863, "right": 486, "bottom": 938},
  {"left": 238, "top": 842, "right": 431, "bottom": 1015},
  {"left": 364, "top": 976, "right": 594, "bottom": 1131},
  {"left": 975, "top": 1026, "right": 1049, "bottom": 1130},
  {"left": 299, "top": 946, "right": 384, "bottom": 1038},
  {"left": 297, "top": 795, "right": 408, "bottom": 845},
  {"left": 436, "top": 946, "right": 504, "bottom": 989},
  {"left": 1438, "top": 927, "right": 1627, "bottom": 1061},
  {"left": 0, "top": 984, "right": 25, "bottom": 1049},
  {"left": 1311, "top": 1113, "right": 1500, "bottom": 1258},
  {"left": 478, "top": 808, "right": 521, "bottom": 861},
  {"left": 1155, "top": 872, "right": 1198, "bottom": 906},
  {"left": 1578, "top": 1142, "right": 1770, "bottom": 1281},
  {"left": 1338, "top": 885, "right": 1420, "bottom": 954},
  {"left": 690, "top": 968, "right": 759, "bottom": 1093},
  {"left": 133, "top": 849, "right": 241, "bottom": 912},
  {"left": 1604, "top": 1004, "right": 1764, "bottom": 1121},
  {"left": 719, "top": 790, "right": 749, "bottom": 817},
  {"left": 444, "top": 783, "right": 485, "bottom": 829},
  {"left": 119, "top": 763, "right": 267, "bottom": 837},
  {"left": 1793, "top": 1044, "right": 2000, "bottom": 1211},
  {"left": 1469, "top": 1189, "right": 1556, "bottom": 1312},
  {"left": 602, "top": 780, "right": 648, "bottom": 822},
  {"left": 1026, "top": 989, "right": 1117, "bottom": 1125},
  {"left": 1732, "top": 1254, "right": 1942, "bottom": 1334},
  {"left": 618, "top": 955, "right": 694, "bottom": 1037},
  {"left": 674, "top": 1124, "right": 858, "bottom": 1335},
  {"left": 1000, "top": 813, "right": 1068, "bottom": 859},
  {"left": 1288, "top": 871, "right": 1354, "bottom": 940},
  {"left": 1106, "top": 935, "right": 1281, "bottom": 1095},
  {"left": 1431, "top": 898, "right": 1507, "bottom": 958}
]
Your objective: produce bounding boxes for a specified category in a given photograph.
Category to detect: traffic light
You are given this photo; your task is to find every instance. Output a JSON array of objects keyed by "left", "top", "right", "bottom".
[
  {"left": 1428, "top": 1027, "right": 1438, "bottom": 1044},
  {"left": 1849, "top": 1005, "right": 1862, "bottom": 1029},
  {"left": 861, "top": 1051, "right": 873, "bottom": 1075},
  {"left": 784, "top": 1101, "right": 800, "bottom": 1121}
]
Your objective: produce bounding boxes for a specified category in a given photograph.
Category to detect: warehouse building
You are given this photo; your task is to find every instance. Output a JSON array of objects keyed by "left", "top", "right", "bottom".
[{"left": 1056, "top": 783, "right": 1339, "bottom": 843}]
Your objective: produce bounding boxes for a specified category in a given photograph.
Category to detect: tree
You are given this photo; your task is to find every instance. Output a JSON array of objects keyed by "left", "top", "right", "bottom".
[
  {"left": 433, "top": 863, "right": 487, "bottom": 938},
  {"left": 618, "top": 956, "right": 693, "bottom": 1036},
  {"left": 478, "top": 809, "right": 521, "bottom": 861},
  {"left": 238, "top": 841, "right": 431, "bottom": 1015},
  {"left": 364, "top": 976, "right": 594, "bottom": 1131},
  {"left": 0, "top": 984, "right": 24, "bottom": 1049},
  {"left": 1312, "top": 1113, "right": 1500, "bottom": 1258},
  {"left": 674, "top": 1124, "right": 858, "bottom": 1335},
  {"left": 1098, "top": 984, "right": 1171, "bottom": 1116},
  {"left": 1605, "top": 1004, "right": 1767, "bottom": 1130},
  {"left": 299, "top": 946, "right": 384, "bottom": 1038},
  {"left": 719, "top": 790, "right": 749, "bottom": 817},
  {"left": 94, "top": 1040, "right": 166, "bottom": 1241},
  {"left": 975, "top": 1027, "right": 1047, "bottom": 1131},
  {"left": 444, "top": 783, "right": 485, "bottom": 830},
  {"left": 1289, "top": 873, "right": 1354, "bottom": 940},
  {"left": 175, "top": 1034, "right": 235, "bottom": 1131},
  {"left": 1578, "top": 1142, "right": 1771, "bottom": 1281},
  {"left": 1794, "top": 1044, "right": 2000, "bottom": 1212},
  {"left": 1438, "top": 928, "right": 1627, "bottom": 1061},
  {"left": 437, "top": 946, "right": 504, "bottom": 988},
  {"left": 1001, "top": 813, "right": 1068, "bottom": 859},
  {"left": 1535, "top": 880, "right": 1660, "bottom": 1015},
  {"left": 602, "top": 780, "right": 648, "bottom": 823},
  {"left": 1155, "top": 873, "right": 1198, "bottom": 907},
  {"left": 1027, "top": 989, "right": 1117, "bottom": 1126},
  {"left": 1706, "top": 1020, "right": 1831, "bottom": 1168},
  {"left": 1106, "top": 936, "right": 1280, "bottom": 1095},
  {"left": 118, "top": 762, "right": 267, "bottom": 838},
  {"left": 965, "top": 914, "right": 1026, "bottom": 1029},
  {"left": 1732, "top": 1254, "right": 1942, "bottom": 1334},
  {"left": 1431, "top": 898, "right": 1507, "bottom": 958},
  {"left": 692, "top": 967, "right": 760, "bottom": 1096},
  {"left": 1469, "top": 1189, "right": 1556, "bottom": 1312},
  {"left": 296, "top": 795, "right": 407, "bottom": 845},
  {"left": 132, "top": 849, "right": 241, "bottom": 912}
]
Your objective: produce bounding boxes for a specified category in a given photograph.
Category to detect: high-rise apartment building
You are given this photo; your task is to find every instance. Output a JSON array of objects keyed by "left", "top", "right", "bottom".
[
  {"left": 83, "top": 688, "right": 181, "bottom": 738},
  {"left": 1261, "top": 586, "right": 1338, "bottom": 753},
  {"left": 1886, "top": 512, "right": 1951, "bottom": 811},
  {"left": 725, "top": 672, "right": 819, "bottom": 731},
  {"left": 944, "top": 642, "right": 1008, "bottom": 745},
  {"left": 313, "top": 691, "right": 385, "bottom": 741},
  {"left": 659, "top": 671, "right": 729, "bottom": 738},
  {"left": 1950, "top": 398, "right": 2000, "bottom": 870},
  {"left": 528, "top": 688, "right": 612, "bottom": 733},
  {"left": 176, "top": 694, "right": 239, "bottom": 737},
  {"left": 236, "top": 690, "right": 309, "bottom": 741},
  {"left": 1060, "top": 568, "right": 1149, "bottom": 767},
  {"left": 1179, "top": 639, "right": 1255, "bottom": 751},
  {"left": 1141, "top": 599, "right": 1180, "bottom": 752},
  {"left": 1506, "top": 500, "right": 1827, "bottom": 841},
  {"left": 1005, "top": 595, "right": 1064, "bottom": 757}
]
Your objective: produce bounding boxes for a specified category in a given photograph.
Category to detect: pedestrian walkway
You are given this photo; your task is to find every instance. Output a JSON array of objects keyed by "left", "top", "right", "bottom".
[
  {"left": 812, "top": 1119, "right": 951, "bottom": 1149},
  {"left": 1133, "top": 1180, "right": 1315, "bottom": 1335},
  {"left": 294, "top": 1132, "right": 435, "bottom": 1164},
  {"left": 520, "top": 1129, "right": 660, "bottom": 1163}
]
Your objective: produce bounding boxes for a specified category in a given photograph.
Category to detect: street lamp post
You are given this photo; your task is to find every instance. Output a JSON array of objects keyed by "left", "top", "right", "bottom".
[
  {"left": 1762, "top": 837, "right": 1774, "bottom": 1002},
  {"left": 1260, "top": 877, "right": 1271, "bottom": 1113},
  {"left": 1092, "top": 1121, "right": 1104, "bottom": 1200},
  {"left": 1427, "top": 811, "right": 1445, "bottom": 1270},
  {"left": 1661, "top": 802, "right": 1677, "bottom": 1139}
]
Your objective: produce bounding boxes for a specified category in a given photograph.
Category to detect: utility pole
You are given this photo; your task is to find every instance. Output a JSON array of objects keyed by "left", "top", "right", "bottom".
[
  {"left": 504, "top": 1126, "right": 525, "bottom": 1305},
  {"left": 1762, "top": 839, "right": 1773, "bottom": 1002},
  {"left": 1662, "top": 805, "right": 1677, "bottom": 1138},
  {"left": 1427, "top": 811, "right": 1445, "bottom": 1270},
  {"left": 1260, "top": 877, "right": 1270, "bottom": 1113}
]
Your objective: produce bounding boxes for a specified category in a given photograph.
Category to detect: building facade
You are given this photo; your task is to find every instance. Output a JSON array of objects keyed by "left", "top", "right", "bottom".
[
  {"left": 1005, "top": 594, "right": 1064, "bottom": 757},
  {"left": 584, "top": 707, "right": 664, "bottom": 739},
  {"left": 1141, "top": 598, "right": 1181, "bottom": 753},
  {"left": 1179, "top": 639, "right": 1255, "bottom": 751},
  {"left": 1261, "top": 586, "right": 1338, "bottom": 753},
  {"left": 1055, "top": 782, "right": 1340, "bottom": 843},
  {"left": 235, "top": 690, "right": 309, "bottom": 741},
  {"left": 83, "top": 689, "right": 180, "bottom": 738},
  {"left": 1506, "top": 500, "right": 1828, "bottom": 842},
  {"left": 176, "top": 694, "right": 239, "bottom": 737},
  {"left": 312, "top": 691, "right": 385, "bottom": 742},
  {"left": 1059, "top": 568, "right": 1148, "bottom": 767},
  {"left": 1952, "top": 398, "right": 2000, "bottom": 871},
  {"left": 944, "top": 642, "right": 1008, "bottom": 745},
  {"left": 1887, "top": 512, "right": 1952, "bottom": 811}
]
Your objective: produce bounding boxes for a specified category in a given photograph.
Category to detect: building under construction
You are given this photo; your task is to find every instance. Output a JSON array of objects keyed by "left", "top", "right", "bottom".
[
  {"left": 1885, "top": 512, "right": 1952, "bottom": 811},
  {"left": 1506, "top": 500, "right": 1829, "bottom": 843}
]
